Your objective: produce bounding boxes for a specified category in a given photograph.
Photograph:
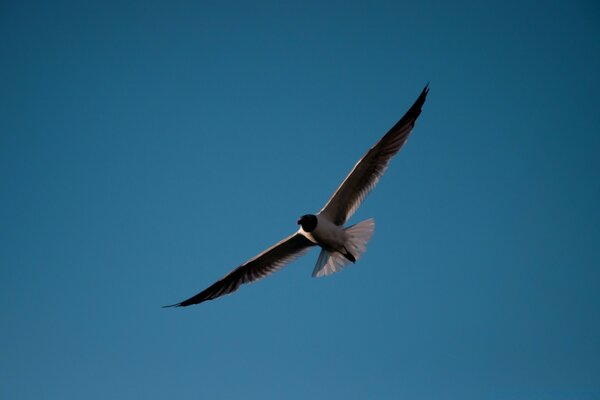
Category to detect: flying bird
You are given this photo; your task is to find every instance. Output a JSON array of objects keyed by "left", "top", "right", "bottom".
[{"left": 165, "top": 85, "right": 429, "bottom": 307}]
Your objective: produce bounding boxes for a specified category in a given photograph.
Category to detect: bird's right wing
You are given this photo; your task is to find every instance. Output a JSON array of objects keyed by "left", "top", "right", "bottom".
[
  {"left": 164, "top": 232, "right": 315, "bottom": 307},
  {"left": 320, "top": 85, "right": 429, "bottom": 225}
]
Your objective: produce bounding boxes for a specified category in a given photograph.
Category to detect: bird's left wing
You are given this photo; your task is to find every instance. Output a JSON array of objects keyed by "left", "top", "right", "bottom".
[{"left": 164, "top": 232, "right": 315, "bottom": 307}]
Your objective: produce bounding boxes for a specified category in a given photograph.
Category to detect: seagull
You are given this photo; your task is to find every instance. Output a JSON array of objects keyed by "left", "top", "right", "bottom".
[{"left": 165, "top": 85, "right": 429, "bottom": 307}]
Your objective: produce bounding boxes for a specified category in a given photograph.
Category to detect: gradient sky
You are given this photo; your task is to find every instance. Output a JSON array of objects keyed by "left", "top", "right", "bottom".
[{"left": 1, "top": 1, "right": 599, "bottom": 399}]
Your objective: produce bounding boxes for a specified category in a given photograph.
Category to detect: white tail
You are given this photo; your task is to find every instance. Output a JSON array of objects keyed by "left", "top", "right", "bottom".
[{"left": 312, "top": 218, "right": 375, "bottom": 278}]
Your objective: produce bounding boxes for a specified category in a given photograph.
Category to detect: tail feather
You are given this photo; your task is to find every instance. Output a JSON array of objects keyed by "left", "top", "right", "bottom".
[{"left": 312, "top": 218, "right": 375, "bottom": 278}]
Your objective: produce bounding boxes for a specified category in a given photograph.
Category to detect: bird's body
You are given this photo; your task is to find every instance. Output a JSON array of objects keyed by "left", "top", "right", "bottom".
[
  {"left": 165, "top": 85, "right": 429, "bottom": 307},
  {"left": 300, "top": 214, "right": 346, "bottom": 250}
]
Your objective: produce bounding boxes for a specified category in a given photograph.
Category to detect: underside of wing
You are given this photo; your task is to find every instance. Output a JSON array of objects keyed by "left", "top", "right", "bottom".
[
  {"left": 320, "top": 85, "right": 429, "bottom": 225},
  {"left": 164, "top": 232, "right": 315, "bottom": 307}
]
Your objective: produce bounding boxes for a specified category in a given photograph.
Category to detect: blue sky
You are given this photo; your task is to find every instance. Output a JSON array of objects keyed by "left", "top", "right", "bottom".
[{"left": 1, "top": 1, "right": 599, "bottom": 399}]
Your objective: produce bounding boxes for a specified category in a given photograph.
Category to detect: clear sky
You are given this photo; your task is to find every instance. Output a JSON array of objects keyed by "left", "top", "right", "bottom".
[{"left": 1, "top": 1, "right": 599, "bottom": 399}]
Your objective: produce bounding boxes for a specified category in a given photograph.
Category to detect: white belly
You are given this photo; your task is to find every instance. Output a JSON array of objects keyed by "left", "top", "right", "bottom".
[{"left": 299, "top": 214, "right": 347, "bottom": 251}]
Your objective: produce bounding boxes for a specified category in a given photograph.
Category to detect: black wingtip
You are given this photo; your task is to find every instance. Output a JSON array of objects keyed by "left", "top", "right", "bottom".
[
  {"left": 419, "top": 82, "right": 430, "bottom": 100},
  {"left": 414, "top": 83, "right": 430, "bottom": 109},
  {"left": 383, "top": 83, "right": 429, "bottom": 136},
  {"left": 162, "top": 296, "right": 205, "bottom": 308},
  {"left": 162, "top": 303, "right": 183, "bottom": 308}
]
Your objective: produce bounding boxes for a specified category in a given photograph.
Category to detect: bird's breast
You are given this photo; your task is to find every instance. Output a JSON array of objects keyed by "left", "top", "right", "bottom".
[{"left": 303, "top": 215, "right": 347, "bottom": 251}]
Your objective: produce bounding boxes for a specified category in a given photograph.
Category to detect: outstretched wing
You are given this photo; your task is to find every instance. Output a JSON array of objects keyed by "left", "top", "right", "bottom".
[
  {"left": 164, "top": 233, "right": 315, "bottom": 307},
  {"left": 320, "top": 85, "right": 429, "bottom": 225}
]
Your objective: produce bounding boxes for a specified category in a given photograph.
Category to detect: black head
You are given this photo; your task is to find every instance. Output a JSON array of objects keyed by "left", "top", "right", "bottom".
[{"left": 297, "top": 214, "right": 317, "bottom": 232}]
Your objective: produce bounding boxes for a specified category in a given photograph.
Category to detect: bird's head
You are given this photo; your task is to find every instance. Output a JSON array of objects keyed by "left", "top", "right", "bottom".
[{"left": 297, "top": 214, "right": 317, "bottom": 232}]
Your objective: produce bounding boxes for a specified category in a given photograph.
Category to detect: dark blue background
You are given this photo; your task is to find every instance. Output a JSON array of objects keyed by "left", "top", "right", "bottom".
[{"left": 2, "top": 1, "right": 599, "bottom": 398}]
